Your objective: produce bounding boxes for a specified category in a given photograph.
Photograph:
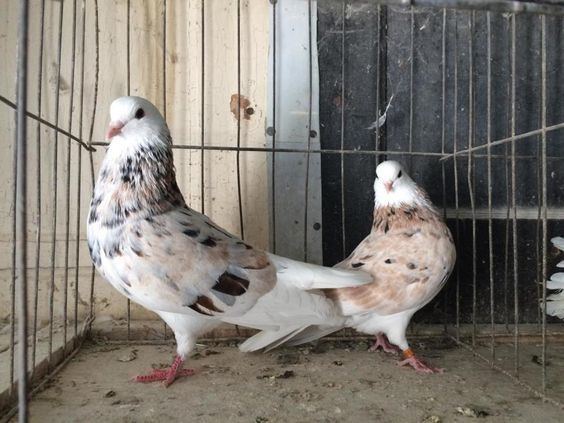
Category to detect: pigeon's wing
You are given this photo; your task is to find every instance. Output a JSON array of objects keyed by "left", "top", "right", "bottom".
[
  {"left": 327, "top": 220, "right": 456, "bottom": 316},
  {"left": 99, "top": 206, "right": 276, "bottom": 318}
]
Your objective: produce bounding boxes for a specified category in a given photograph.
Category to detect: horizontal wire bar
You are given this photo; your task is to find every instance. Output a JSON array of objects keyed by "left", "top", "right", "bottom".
[
  {"left": 440, "top": 121, "right": 564, "bottom": 161},
  {"left": 89, "top": 141, "right": 563, "bottom": 161},
  {"left": 0, "top": 95, "right": 95, "bottom": 152},
  {"left": 376, "top": 0, "right": 564, "bottom": 16},
  {"left": 89, "top": 141, "right": 445, "bottom": 156}
]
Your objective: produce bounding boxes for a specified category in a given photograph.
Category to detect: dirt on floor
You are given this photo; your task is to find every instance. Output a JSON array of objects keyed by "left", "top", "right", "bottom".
[{"left": 13, "top": 338, "right": 564, "bottom": 422}]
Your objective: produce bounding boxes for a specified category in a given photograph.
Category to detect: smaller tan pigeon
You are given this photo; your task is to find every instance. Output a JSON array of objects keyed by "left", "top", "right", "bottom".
[{"left": 233, "top": 160, "right": 456, "bottom": 373}]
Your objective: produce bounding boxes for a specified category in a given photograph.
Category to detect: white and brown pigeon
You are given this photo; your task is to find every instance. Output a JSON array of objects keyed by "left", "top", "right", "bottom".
[
  {"left": 87, "top": 96, "right": 373, "bottom": 386},
  {"left": 231, "top": 160, "right": 456, "bottom": 373},
  {"left": 544, "top": 237, "right": 564, "bottom": 319}
]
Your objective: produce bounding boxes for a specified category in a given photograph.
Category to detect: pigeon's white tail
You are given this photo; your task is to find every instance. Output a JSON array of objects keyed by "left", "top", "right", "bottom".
[
  {"left": 266, "top": 253, "right": 372, "bottom": 289},
  {"left": 224, "top": 254, "right": 372, "bottom": 352},
  {"left": 544, "top": 237, "right": 564, "bottom": 320},
  {"left": 225, "top": 281, "right": 345, "bottom": 352}
]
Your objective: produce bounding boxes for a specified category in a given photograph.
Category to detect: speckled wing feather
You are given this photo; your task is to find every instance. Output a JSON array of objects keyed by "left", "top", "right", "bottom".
[
  {"left": 326, "top": 204, "right": 455, "bottom": 316},
  {"left": 92, "top": 205, "right": 275, "bottom": 319}
]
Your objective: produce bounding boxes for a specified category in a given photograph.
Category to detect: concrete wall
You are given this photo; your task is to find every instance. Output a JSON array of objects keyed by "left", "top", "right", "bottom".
[{"left": 0, "top": 0, "right": 271, "bottom": 325}]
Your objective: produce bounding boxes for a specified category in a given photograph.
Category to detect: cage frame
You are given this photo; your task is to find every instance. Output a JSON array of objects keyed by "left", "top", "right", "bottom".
[{"left": 3, "top": 0, "right": 564, "bottom": 420}]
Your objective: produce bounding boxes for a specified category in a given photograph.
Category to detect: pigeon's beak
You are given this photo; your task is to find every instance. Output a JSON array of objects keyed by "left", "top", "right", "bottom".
[
  {"left": 106, "top": 121, "right": 124, "bottom": 140},
  {"left": 384, "top": 181, "right": 393, "bottom": 193}
]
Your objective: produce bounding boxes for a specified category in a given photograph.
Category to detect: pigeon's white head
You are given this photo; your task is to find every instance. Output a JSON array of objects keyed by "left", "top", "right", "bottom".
[
  {"left": 374, "top": 160, "right": 420, "bottom": 207},
  {"left": 106, "top": 96, "right": 170, "bottom": 147}
]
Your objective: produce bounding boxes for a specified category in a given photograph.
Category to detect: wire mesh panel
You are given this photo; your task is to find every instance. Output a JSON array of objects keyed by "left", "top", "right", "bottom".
[
  {"left": 0, "top": 0, "right": 102, "bottom": 418},
  {"left": 315, "top": 0, "right": 564, "bottom": 405},
  {"left": 2, "top": 0, "right": 564, "bottom": 420}
]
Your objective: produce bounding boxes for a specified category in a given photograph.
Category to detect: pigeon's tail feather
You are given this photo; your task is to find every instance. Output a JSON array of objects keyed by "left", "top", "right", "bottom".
[
  {"left": 227, "top": 280, "right": 346, "bottom": 352},
  {"left": 240, "top": 324, "right": 344, "bottom": 352},
  {"left": 267, "top": 253, "right": 372, "bottom": 290},
  {"left": 239, "top": 326, "right": 304, "bottom": 352},
  {"left": 283, "top": 325, "right": 344, "bottom": 347},
  {"left": 264, "top": 326, "right": 310, "bottom": 352}
]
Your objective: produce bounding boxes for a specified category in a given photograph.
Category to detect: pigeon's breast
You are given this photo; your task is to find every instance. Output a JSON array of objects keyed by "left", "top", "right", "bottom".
[{"left": 328, "top": 218, "right": 456, "bottom": 316}]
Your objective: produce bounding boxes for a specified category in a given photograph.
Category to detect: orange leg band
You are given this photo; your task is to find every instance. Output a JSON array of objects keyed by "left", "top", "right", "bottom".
[{"left": 402, "top": 348, "right": 415, "bottom": 359}]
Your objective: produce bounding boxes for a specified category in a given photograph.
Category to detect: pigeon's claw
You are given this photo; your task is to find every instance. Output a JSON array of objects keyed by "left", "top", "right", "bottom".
[
  {"left": 134, "top": 355, "right": 195, "bottom": 386},
  {"left": 396, "top": 348, "right": 444, "bottom": 374},
  {"left": 368, "top": 333, "right": 401, "bottom": 355}
]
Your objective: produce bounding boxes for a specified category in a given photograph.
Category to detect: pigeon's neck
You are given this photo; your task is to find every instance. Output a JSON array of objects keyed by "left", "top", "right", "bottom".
[
  {"left": 89, "top": 141, "right": 185, "bottom": 228},
  {"left": 372, "top": 202, "right": 441, "bottom": 235}
]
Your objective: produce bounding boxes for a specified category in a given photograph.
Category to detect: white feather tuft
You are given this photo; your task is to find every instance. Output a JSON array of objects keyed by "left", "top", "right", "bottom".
[
  {"left": 547, "top": 273, "right": 564, "bottom": 290},
  {"left": 546, "top": 291, "right": 564, "bottom": 319},
  {"left": 551, "top": 236, "right": 564, "bottom": 251}
]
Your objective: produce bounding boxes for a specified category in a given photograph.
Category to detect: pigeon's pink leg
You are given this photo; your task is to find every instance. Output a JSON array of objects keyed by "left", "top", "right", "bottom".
[
  {"left": 134, "top": 355, "right": 195, "bottom": 386},
  {"left": 397, "top": 348, "right": 444, "bottom": 374},
  {"left": 368, "top": 333, "right": 402, "bottom": 355}
]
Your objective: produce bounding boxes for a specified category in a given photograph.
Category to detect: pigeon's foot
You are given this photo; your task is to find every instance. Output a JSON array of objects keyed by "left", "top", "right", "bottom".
[
  {"left": 368, "top": 333, "right": 401, "bottom": 355},
  {"left": 397, "top": 348, "right": 444, "bottom": 374},
  {"left": 134, "top": 355, "right": 195, "bottom": 386}
]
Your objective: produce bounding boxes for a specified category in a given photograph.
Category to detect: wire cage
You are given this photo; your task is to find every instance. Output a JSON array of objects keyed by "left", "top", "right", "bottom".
[{"left": 2, "top": 0, "right": 564, "bottom": 419}]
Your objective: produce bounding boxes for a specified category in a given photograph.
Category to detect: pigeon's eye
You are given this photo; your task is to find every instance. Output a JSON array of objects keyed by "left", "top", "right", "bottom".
[
  {"left": 397, "top": 170, "right": 403, "bottom": 178},
  {"left": 135, "top": 108, "right": 145, "bottom": 119}
]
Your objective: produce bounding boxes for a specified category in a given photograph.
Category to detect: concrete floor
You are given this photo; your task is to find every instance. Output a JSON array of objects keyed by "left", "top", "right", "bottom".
[{"left": 13, "top": 338, "right": 564, "bottom": 422}]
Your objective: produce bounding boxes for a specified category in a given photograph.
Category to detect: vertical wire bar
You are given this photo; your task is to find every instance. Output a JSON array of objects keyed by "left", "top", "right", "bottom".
[
  {"left": 32, "top": 0, "right": 47, "bottom": 369},
  {"left": 440, "top": 7, "right": 448, "bottom": 331},
  {"left": 510, "top": 14, "right": 519, "bottom": 377},
  {"left": 162, "top": 0, "right": 168, "bottom": 340},
  {"left": 9, "top": 0, "right": 26, "bottom": 396},
  {"left": 15, "top": 0, "right": 30, "bottom": 420},
  {"left": 503, "top": 16, "right": 511, "bottom": 332},
  {"left": 126, "top": 0, "right": 131, "bottom": 341},
  {"left": 486, "top": 11, "right": 495, "bottom": 365},
  {"left": 535, "top": 129, "right": 542, "bottom": 329},
  {"left": 303, "top": 0, "right": 313, "bottom": 261},
  {"left": 163, "top": 0, "right": 167, "bottom": 120},
  {"left": 9, "top": 75, "right": 17, "bottom": 392},
  {"left": 74, "top": 0, "right": 87, "bottom": 340},
  {"left": 271, "top": 0, "right": 277, "bottom": 253},
  {"left": 63, "top": 0, "right": 79, "bottom": 349},
  {"left": 467, "top": 11, "right": 477, "bottom": 348},
  {"left": 540, "top": 14, "right": 548, "bottom": 394},
  {"left": 48, "top": 0, "right": 66, "bottom": 367},
  {"left": 375, "top": 4, "right": 381, "bottom": 158},
  {"left": 377, "top": 4, "right": 387, "bottom": 164},
  {"left": 340, "top": 0, "right": 346, "bottom": 259},
  {"left": 408, "top": 6, "right": 414, "bottom": 171},
  {"left": 535, "top": 16, "right": 543, "bottom": 333},
  {"left": 452, "top": 11, "right": 461, "bottom": 341},
  {"left": 88, "top": 0, "right": 101, "bottom": 328},
  {"left": 200, "top": 0, "right": 205, "bottom": 213},
  {"left": 127, "top": 0, "right": 131, "bottom": 97},
  {"left": 236, "top": 0, "right": 245, "bottom": 240}
]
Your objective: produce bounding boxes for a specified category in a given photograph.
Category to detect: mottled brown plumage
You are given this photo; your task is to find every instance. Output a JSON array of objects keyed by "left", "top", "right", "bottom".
[
  {"left": 237, "top": 161, "right": 456, "bottom": 374},
  {"left": 88, "top": 96, "right": 372, "bottom": 386},
  {"left": 326, "top": 203, "right": 455, "bottom": 316}
]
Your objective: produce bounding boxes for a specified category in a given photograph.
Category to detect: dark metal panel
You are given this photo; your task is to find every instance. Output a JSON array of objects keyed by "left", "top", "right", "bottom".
[{"left": 318, "top": 1, "right": 564, "bottom": 323}]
